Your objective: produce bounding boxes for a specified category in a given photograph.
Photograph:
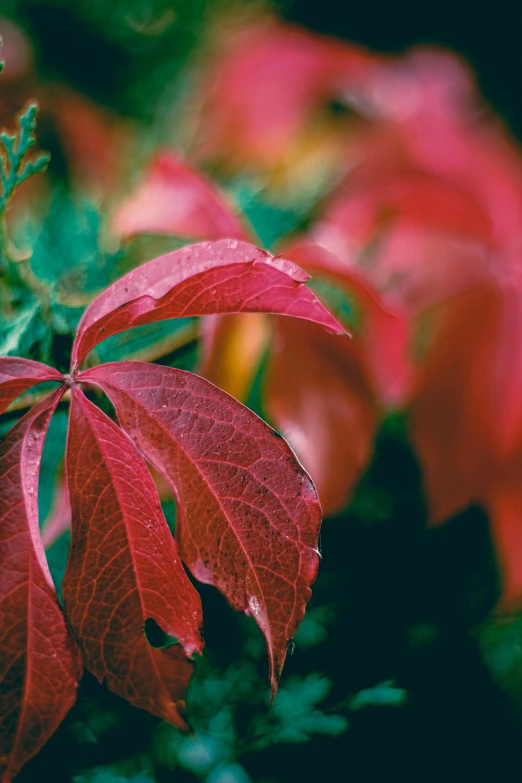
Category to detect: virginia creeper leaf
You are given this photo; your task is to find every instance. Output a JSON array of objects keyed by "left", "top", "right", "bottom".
[
  {"left": 63, "top": 388, "right": 203, "bottom": 729},
  {"left": 71, "top": 239, "right": 346, "bottom": 368},
  {"left": 0, "top": 388, "right": 82, "bottom": 783},
  {"left": 80, "top": 361, "right": 322, "bottom": 694},
  {"left": 409, "top": 285, "right": 508, "bottom": 523},
  {"left": 283, "top": 244, "right": 413, "bottom": 406},
  {"left": 194, "top": 18, "right": 375, "bottom": 169},
  {"left": 410, "top": 283, "right": 522, "bottom": 524},
  {"left": 265, "top": 317, "right": 377, "bottom": 516},
  {"left": 112, "top": 152, "right": 249, "bottom": 241},
  {"left": 0, "top": 358, "right": 62, "bottom": 415},
  {"left": 199, "top": 313, "right": 271, "bottom": 402}
]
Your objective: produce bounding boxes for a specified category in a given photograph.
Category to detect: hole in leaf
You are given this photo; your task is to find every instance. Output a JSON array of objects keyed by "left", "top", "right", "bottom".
[{"left": 144, "top": 618, "right": 179, "bottom": 649}]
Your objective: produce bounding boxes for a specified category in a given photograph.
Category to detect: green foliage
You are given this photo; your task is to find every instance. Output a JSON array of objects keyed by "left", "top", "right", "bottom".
[
  {"left": 308, "top": 277, "right": 364, "bottom": 334},
  {"left": 28, "top": 195, "right": 121, "bottom": 294},
  {"left": 0, "top": 104, "right": 50, "bottom": 217},
  {"left": 228, "top": 177, "right": 326, "bottom": 251},
  {"left": 347, "top": 680, "right": 408, "bottom": 711},
  {"left": 0, "top": 297, "right": 48, "bottom": 358},
  {"left": 0, "top": 194, "right": 122, "bottom": 366},
  {"left": 74, "top": 773, "right": 154, "bottom": 783},
  {"left": 252, "top": 674, "right": 348, "bottom": 746}
]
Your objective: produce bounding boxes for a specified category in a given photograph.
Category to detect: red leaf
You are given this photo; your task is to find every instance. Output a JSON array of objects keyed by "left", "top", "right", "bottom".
[
  {"left": 409, "top": 285, "right": 502, "bottom": 522},
  {"left": 0, "top": 358, "right": 62, "bottom": 415},
  {"left": 194, "top": 17, "right": 375, "bottom": 169},
  {"left": 112, "top": 152, "right": 250, "bottom": 241},
  {"left": 265, "top": 318, "right": 377, "bottom": 516},
  {"left": 199, "top": 313, "right": 271, "bottom": 402},
  {"left": 308, "top": 171, "right": 492, "bottom": 314},
  {"left": 71, "top": 239, "right": 346, "bottom": 368},
  {"left": 45, "top": 86, "right": 125, "bottom": 195},
  {"left": 0, "top": 389, "right": 82, "bottom": 783},
  {"left": 410, "top": 282, "right": 522, "bottom": 524},
  {"left": 80, "top": 361, "right": 322, "bottom": 695},
  {"left": 283, "top": 244, "right": 413, "bottom": 406},
  {"left": 63, "top": 388, "right": 203, "bottom": 728}
]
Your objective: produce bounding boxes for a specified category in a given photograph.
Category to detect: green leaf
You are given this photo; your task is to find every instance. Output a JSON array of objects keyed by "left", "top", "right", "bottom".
[
  {"left": 307, "top": 277, "right": 364, "bottom": 334},
  {"left": 28, "top": 194, "right": 122, "bottom": 294},
  {"left": 348, "top": 680, "right": 408, "bottom": 711},
  {"left": 0, "top": 298, "right": 46, "bottom": 357},
  {"left": 253, "top": 674, "right": 348, "bottom": 747},
  {"left": 0, "top": 103, "right": 49, "bottom": 216}
]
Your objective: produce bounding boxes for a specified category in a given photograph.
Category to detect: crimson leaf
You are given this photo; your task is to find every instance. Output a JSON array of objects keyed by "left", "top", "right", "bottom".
[
  {"left": 112, "top": 152, "right": 250, "bottom": 241},
  {"left": 0, "top": 358, "right": 62, "bottom": 415},
  {"left": 63, "top": 388, "right": 203, "bottom": 729},
  {"left": 80, "top": 361, "right": 322, "bottom": 694},
  {"left": 265, "top": 317, "right": 377, "bottom": 516},
  {"left": 0, "top": 389, "right": 82, "bottom": 783},
  {"left": 71, "top": 239, "right": 345, "bottom": 368}
]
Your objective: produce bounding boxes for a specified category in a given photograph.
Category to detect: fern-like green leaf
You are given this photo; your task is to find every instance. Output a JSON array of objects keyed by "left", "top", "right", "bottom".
[{"left": 0, "top": 103, "right": 50, "bottom": 216}]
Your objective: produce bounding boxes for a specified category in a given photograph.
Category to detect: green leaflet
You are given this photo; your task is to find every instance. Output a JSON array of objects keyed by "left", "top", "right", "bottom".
[
  {"left": 0, "top": 104, "right": 50, "bottom": 220},
  {"left": 0, "top": 298, "right": 48, "bottom": 358}
]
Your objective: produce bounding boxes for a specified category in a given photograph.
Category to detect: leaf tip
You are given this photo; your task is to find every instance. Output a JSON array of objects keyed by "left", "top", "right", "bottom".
[{"left": 161, "top": 698, "right": 190, "bottom": 732}]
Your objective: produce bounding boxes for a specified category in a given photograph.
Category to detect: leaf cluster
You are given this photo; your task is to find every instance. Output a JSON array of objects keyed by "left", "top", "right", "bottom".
[{"left": 0, "top": 229, "right": 347, "bottom": 781}]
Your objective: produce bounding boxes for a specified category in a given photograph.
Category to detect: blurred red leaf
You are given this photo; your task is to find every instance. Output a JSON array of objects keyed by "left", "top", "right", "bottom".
[
  {"left": 284, "top": 244, "right": 413, "bottom": 406},
  {"left": 262, "top": 244, "right": 411, "bottom": 514},
  {"left": 409, "top": 286, "right": 497, "bottom": 522},
  {"left": 113, "top": 152, "right": 249, "bottom": 241},
  {"left": 199, "top": 313, "right": 270, "bottom": 402},
  {"left": 194, "top": 16, "right": 376, "bottom": 170},
  {"left": 308, "top": 170, "right": 493, "bottom": 314},
  {"left": 44, "top": 86, "right": 125, "bottom": 195},
  {"left": 410, "top": 283, "right": 522, "bottom": 525},
  {"left": 63, "top": 388, "right": 203, "bottom": 729},
  {"left": 80, "top": 361, "right": 322, "bottom": 694},
  {"left": 0, "top": 17, "right": 33, "bottom": 79},
  {"left": 289, "top": 45, "right": 522, "bottom": 319},
  {"left": 71, "top": 239, "right": 345, "bottom": 368},
  {"left": 0, "top": 389, "right": 82, "bottom": 783},
  {"left": 265, "top": 317, "right": 376, "bottom": 516}
]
